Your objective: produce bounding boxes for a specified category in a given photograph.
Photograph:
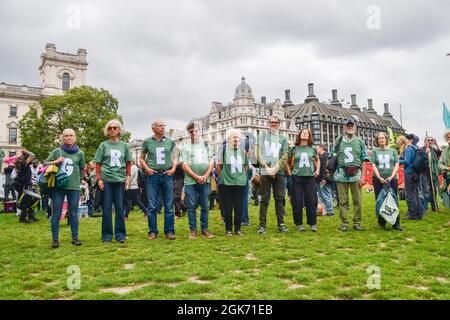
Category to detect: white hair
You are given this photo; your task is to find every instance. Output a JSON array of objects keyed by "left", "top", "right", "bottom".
[
  {"left": 226, "top": 128, "right": 242, "bottom": 142},
  {"left": 60, "top": 128, "right": 76, "bottom": 143},
  {"left": 104, "top": 119, "right": 124, "bottom": 137},
  {"left": 151, "top": 120, "right": 165, "bottom": 129}
]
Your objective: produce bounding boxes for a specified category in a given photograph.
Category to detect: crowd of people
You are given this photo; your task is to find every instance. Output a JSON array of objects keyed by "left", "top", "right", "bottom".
[{"left": 1, "top": 116, "right": 449, "bottom": 249}]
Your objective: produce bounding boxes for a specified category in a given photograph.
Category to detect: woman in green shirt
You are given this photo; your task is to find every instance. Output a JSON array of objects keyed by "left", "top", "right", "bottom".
[
  {"left": 371, "top": 132, "right": 402, "bottom": 231},
  {"left": 46, "top": 129, "right": 86, "bottom": 248},
  {"left": 287, "top": 128, "right": 320, "bottom": 232},
  {"left": 217, "top": 129, "right": 249, "bottom": 236},
  {"left": 94, "top": 119, "right": 132, "bottom": 243}
]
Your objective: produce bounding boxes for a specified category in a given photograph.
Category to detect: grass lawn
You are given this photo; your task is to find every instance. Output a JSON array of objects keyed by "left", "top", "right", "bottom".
[{"left": 0, "top": 191, "right": 449, "bottom": 300}]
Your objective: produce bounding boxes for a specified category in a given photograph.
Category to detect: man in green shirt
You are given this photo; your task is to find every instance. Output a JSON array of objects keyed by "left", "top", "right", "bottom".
[
  {"left": 180, "top": 122, "right": 215, "bottom": 239},
  {"left": 140, "top": 120, "right": 178, "bottom": 240},
  {"left": 332, "top": 119, "right": 369, "bottom": 231},
  {"left": 256, "top": 116, "right": 289, "bottom": 234}
]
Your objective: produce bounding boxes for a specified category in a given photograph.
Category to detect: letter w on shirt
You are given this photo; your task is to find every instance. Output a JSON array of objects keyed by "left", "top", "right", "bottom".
[
  {"left": 264, "top": 141, "right": 281, "bottom": 158},
  {"left": 229, "top": 155, "right": 243, "bottom": 173}
]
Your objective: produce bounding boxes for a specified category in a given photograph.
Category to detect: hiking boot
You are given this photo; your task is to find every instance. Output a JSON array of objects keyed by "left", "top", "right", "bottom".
[
  {"left": 393, "top": 225, "right": 404, "bottom": 232},
  {"left": 71, "top": 239, "right": 82, "bottom": 246},
  {"left": 189, "top": 230, "right": 198, "bottom": 240},
  {"left": 235, "top": 230, "right": 244, "bottom": 236},
  {"left": 326, "top": 212, "right": 335, "bottom": 216},
  {"left": 116, "top": 239, "right": 126, "bottom": 243},
  {"left": 353, "top": 225, "right": 365, "bottom": 231},
  {"left": 339, "top": 225, "right": 348, "bottom": 232},
  {"left": 52, "top": 240, "right": 59, "bottom": 249},
  {"left": 278, "top": 224, "right": 289, "bottom": 233},
  {"left": 241, "top": 222, "right": 251, "bottom": 227},
  {"left": 148, "top": 232, "right": 157, "bottom": 240},
  {"left": 296, "top": 225, "right": 306, "bottom": 232},
  {"left": 165, "top": 233, "right": 176, "bottom": 240},
  {"left": 311, "top": 225, "right": 318, "bottom": 232},
  {"left": 201, "top": 230, "right": 215, "bottom": 238},
  {"left": 225, "top": 231, "right": 233, "bottom": 237},
  {"left": 258, "top": 226, "right": 266, "bottom": 234}
]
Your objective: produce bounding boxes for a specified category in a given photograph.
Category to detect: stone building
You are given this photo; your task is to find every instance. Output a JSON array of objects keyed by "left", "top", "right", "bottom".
[
  {"left": 284, "top": 83, "right": 405, "bottom": 151},
  {"left": 0, "top": 43, "right": 88, "bottom": 156},
  {"left": 171, "top": 77, "right": 404, "bottom": 153}
]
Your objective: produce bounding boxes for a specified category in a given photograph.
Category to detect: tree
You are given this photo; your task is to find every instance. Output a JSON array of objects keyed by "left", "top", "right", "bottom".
[{"left": 19, "top": 86, "right": 130, "bottom": 161}]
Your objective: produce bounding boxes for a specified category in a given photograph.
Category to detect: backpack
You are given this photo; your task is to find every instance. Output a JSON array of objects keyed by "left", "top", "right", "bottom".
[{"left": 412, "top": 146, "right": 429, "bottom": 174}]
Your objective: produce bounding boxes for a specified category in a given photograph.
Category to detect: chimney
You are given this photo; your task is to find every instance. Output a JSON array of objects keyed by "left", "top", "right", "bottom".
[
  {"left": 367, "top": 98, "right": 377, "bottom": 114},
  {"left": 261, "top": 96, "right": 266, "bottom": 104},
  {"left": 349, "top": 94, "right": 361, "bottom": 111},
  {"left": 383, "top": 103, "right": 393, "bottom": 118},
  {"left": 305, "top": 83, "right": 319, "bottom": 103},
  {"left": 330, "top": 89, "right": 342, "bottom": 107},
  {"left": 283, "top": 89, "right": 293, "bottom": 107}
]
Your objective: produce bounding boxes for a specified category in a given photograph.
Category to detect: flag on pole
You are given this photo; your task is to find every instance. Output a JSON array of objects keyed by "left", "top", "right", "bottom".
[
  {"left": 387, "top": 127, "right": 396, "bottom": 148},
  {"left": 443, "top": 102, "right": 450, "bottom": 129}
]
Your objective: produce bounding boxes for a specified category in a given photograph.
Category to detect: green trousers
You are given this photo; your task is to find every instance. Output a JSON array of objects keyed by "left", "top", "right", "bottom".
[{"left": 337, "top": 182, "right": 362, "bottom": 226}]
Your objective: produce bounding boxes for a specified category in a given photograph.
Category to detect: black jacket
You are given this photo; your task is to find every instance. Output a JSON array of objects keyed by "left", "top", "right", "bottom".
[{"left": 316, "top": 152, "right": 329, "bottom": 182}]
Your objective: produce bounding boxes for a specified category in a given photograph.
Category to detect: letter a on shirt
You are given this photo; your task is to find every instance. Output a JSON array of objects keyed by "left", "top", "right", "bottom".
[
  {"left": 378, "top": 154, "right": 390, "bottom": 169},
  {"left": 110, "top": 150, "right": 122, "bottom": 167},
  {"left": 264, "top": 141, "right": 281, "bottom": 158},
  {"left": 156, "top": 147, "right": 165, "bottom": 165},
  {"left": 230, "top": 155, "right": 243, "bottom": 173},
  {"left": 298, "top": 152, "right": 311, "bottom": 168}
]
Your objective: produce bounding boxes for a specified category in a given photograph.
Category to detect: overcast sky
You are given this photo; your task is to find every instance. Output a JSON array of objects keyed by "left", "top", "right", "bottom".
[{"left": 1, "top": 0, "right": 449, "bottom": 144}]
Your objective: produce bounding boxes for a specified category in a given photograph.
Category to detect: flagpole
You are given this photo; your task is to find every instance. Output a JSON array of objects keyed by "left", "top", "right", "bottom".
[{"left": 399, "top": 104, "right": 403, "bottom": 128}]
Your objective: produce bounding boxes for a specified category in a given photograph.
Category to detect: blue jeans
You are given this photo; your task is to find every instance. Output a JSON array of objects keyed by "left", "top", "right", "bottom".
[
  {"left": 242, "top": 180, "right": 250, "bottom": 224},
  {"left": 317, "top": 182, "right": 334, "bottom": 214},
  {"left": 185, "top": 183, "right": 210, "bottom": 231},
  {"left": 146, "top": 174, "right": 175, "bottom": 235},
  {"left": 50, "top": 188, "right": 80, "bottom": 241},
  {"left": 102, "top": 182, "right": 126, "bottom": 241}
]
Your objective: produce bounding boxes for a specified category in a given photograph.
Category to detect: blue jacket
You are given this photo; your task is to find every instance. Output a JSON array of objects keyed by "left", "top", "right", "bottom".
[{"left": 399, "top": 145, "right": 415, "bottom": 174}]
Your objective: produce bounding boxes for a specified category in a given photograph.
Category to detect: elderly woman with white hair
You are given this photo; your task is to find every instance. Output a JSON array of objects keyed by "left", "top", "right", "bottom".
[
  {"left": 94, "top": 119, "right": 132, "bottom": 243},
  {"left": 46, "top": 128, "right": 86, "bottom": 248},
  {"left": 217, "top": 128, "right": 249, "bottom": 237}
]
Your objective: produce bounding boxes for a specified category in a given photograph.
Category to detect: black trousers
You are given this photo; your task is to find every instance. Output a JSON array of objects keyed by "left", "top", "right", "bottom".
[
  {"left": 209, "top": 190, "right": 217, "bottom": 209},
  {"left": 291, "top": 176, "right": 318, "bottom": 226},
  {"left": 404, "top": 172, "right": 421, "bottom": 218},
  {"left": 4, "top": 184, "right": 16, "bottom": 200},
  {"left": 173, "top": 178, "right": 184, "bottom": 214},
  {"left": 124, "top": 189, "right": 148, "bottom": 217},
  {"left": 372, "top": 177, "right": 400, "bottom": 227},
  {"left": 220, "top": 185, "right": 244, "bottom": 232}
]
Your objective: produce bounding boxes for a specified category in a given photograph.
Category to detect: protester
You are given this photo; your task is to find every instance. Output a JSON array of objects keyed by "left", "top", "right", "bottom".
[
  {"left": 180, "top": 122, "right": 215, "bottom": 239},
  {"left": 140, "top": 120, "right": 178, "bottom": 240},
  {"left": 3, "top": 164, "right": 16, "bottom": 201},
  {"left": 124, "top": 161, "right": 148, "bottom": 220},
  {"left": 398, "top": 134, "right": 422, "bottom": 220},
  {"left": 287, "top": 128, "right": 320, "bottom": 232},
  {"left": 255, "top": 116, "right": 289, "bottom": 234},
  {"left": 94, "top": 119, "right": 132, "bottom": 243},
  {"left": 332, "top": 119, "right": 369, "bottom": 231},
  {"left": 46, "top": 129, "right": 86, "bottom": 248},
  {"left": 217, "top": 129, "right": 249, "bottom": 236},
  {"left": 316, "top": 144, "right": 334, "bottom": 216},
  {"left": 371, "top": 132, "right": 402, "bottom": 230},
  {"left": 14, "top": 149, "right": 36, "bottom": 223},
  {"left": 419, "top": 136, "right": 441, "bottom": 213},
  {"left": 438, "top": 130, "right": 450, "bottom": 209}
]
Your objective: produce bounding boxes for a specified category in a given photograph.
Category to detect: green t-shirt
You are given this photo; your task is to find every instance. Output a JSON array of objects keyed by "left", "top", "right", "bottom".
[
  {"left": 141, "top": 136, "right": 176, "bottom": 170},
  {"left": 335, "top": 136, "right": 369, "bottom": 168},
  {"left": 257, "top": 132, "right": 288, "bottom": 176},
  {"left": 291, "top": 146, "right": 318, "bottom": 177},
  {"left": 180, "top": 142, "right": 212, "bottom": 186},
  {"left": 94, "top": 140, "right": 132, "bottom": 183},
  {"left": 218, "top": 145, "right": 248, "bottom": 186},
  {"left": 370, "top": 147, "right": 399, "bottom": 180},
  {"left": 46, "top": 148, "right": 86, "bottom": 190}
]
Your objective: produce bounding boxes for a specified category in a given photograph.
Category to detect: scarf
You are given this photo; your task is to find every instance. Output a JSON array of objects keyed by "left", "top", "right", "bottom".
[{"left": 60, "top": 144, "right": 80, "bottom": 154}]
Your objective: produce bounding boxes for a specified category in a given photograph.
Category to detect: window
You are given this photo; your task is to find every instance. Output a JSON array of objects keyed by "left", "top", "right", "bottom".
[
  {"left": 62, "top": 73, "right": 70, "bottom": 91},
  {"left": 9, "top": 128, "right": 17, "bottom": 143},
  {"left": 10, "top": 105, "right": 17, "bottom": 117}
]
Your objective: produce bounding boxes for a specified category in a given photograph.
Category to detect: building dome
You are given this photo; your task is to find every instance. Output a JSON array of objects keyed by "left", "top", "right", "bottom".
[{"left": 234, "top": 76, "right": 254, "bottom": 100}]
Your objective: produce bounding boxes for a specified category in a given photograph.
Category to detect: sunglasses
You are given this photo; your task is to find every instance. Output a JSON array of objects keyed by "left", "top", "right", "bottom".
[{"left": 108, "top": 126, "right": 119, "bottom": 130}]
